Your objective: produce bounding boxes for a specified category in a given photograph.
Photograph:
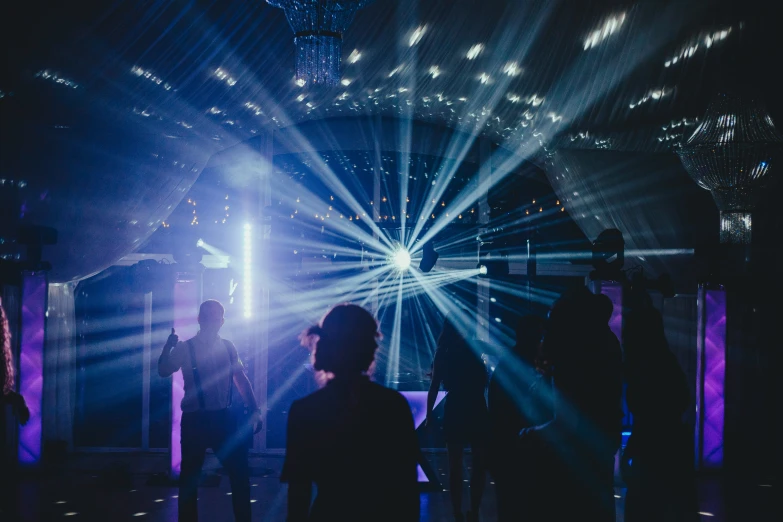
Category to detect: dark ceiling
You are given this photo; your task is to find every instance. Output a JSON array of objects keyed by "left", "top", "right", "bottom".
[{"left": 1, "top": 0, "right": 781, "bottom": 281}]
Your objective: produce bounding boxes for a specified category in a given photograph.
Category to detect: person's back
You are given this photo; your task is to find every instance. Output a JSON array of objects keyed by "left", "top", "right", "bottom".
[
  {"left": 623, "top": 304, "right": 698, "bottom": 522},
  {"left": 283, "top": 377, "right": 417, "bottom": 521},
  {"left": 282, "top": 303, "right": 418, "bottom": 522},
  {"left": 488, "top": 315, "right": 550, "bottom": 522},
  {"left": 488, "top": 315, "right": 549, "bottom": 456}
]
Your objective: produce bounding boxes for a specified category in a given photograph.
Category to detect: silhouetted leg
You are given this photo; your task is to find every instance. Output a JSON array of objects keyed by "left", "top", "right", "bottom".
[
  {"left": 447, "top": 443, "right": 464, "bottom": 521},
  {"left": 179, "top": 413, "right": 208, "bottom": 522},
  {"left": 494, "top": 475, "right": 511, "bottom": 522},
  {"left": 469, "top": 444, "right": 487, "bottom": 520},
  {"left": 214, "top": 412, "right": 251, "bottom": 522}
]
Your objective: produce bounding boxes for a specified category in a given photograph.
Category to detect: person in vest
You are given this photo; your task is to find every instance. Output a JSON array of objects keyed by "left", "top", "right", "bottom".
[{"left": 158, "top": 299, "right": 262, "bottom": 522}]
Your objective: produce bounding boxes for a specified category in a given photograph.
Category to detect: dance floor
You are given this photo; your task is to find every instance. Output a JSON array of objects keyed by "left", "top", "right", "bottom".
[{"left": 7, "top": 453, "right": 775, "bottom": 521}]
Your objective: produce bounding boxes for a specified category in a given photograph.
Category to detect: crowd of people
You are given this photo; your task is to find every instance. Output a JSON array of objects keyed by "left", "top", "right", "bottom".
[
  {"left": 1, "top": 285, "right": 698, "bottom": 521},
  {"left": 283, "top": 284, "right": 698, "bottom": 522}
]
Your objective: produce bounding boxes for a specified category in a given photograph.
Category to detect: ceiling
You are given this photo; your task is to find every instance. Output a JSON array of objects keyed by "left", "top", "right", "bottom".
[
  {"left": 3, "top": 0, "right": 780, "bottom": 153},
  {"left": 1, "top": 0, "right": 781, "bottom": 281}
]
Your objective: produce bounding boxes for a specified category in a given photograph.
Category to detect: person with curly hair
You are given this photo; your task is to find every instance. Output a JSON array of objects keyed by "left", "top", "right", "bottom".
[
  {"left": 1, "top": 298, "right": 30, "bottom": 519},
  {"left": 281, "top": 303, "right": 419, "bottom": 522}
]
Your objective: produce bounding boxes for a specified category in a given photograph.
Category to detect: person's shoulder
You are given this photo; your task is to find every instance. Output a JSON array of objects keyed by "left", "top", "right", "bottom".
[
  {"left": 366, "top": 382, "right": 411, "bottom": 411},
  {"left": 289, "top": 386, "right": 332, "bottom": 414}
]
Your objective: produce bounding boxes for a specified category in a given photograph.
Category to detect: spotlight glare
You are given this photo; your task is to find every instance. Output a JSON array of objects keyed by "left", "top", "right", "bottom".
[
  {"left": 479, "top": 265, "right": 488, "bottom": 275},
  {"left": 392, "top": 248, "right": 411, "bottom": 270},
  {"left": 196, "top": 238, "right": 204, "bottom": 248},
  {"left": 243, "top": 223, "right": 252, "bottom": 318}
]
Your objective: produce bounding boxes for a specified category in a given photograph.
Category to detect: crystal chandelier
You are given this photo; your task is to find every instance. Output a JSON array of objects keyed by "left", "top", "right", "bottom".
[
  {"left": 267, "top": 0, "right": 374, "bottom": 88},
  {"left": 677, "top": 93, "right": 782, "bottom": 244}
]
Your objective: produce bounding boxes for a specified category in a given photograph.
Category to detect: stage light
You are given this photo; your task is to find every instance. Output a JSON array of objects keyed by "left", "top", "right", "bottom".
[
  {"left": 592, "top": 228, "right": 624, "bottom": 271},
  {"left": 243, "top": 224, "right": 252, "bottom": 318},
  {"left": 478, "top": 265, "right": 488, "bottom": 275},
  {"left": 419, "top": 241, "right": 439, "bottom": 273},
  {"left": 196, "top": 238, "right": 204, "bottom": 248},
  {"left": 392, "top": 247, "right": 411, "bottom": 271}
]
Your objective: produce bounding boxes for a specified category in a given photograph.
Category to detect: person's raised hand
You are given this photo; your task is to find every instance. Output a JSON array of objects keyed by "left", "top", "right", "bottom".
[{"left": 166, "top": 328, "right": 179, "bottom": 347}]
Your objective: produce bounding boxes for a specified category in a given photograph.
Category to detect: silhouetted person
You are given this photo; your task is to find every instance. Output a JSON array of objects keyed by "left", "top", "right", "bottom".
[
  {"left": 158, "top": 300, "right": 262, "bottom": 522},
  {"left": 623, "top": 303, "right": 698, "bottom": 522},
  {"left": 488, "top": 315, "right": 550, "bottom": 522},
  {"left": 1, "top": 299, "right": 30, "bottom": 520},
  {"left": 592, "top": 292, "right": 625, "bottom": 519},
  {"left": 525, "top": 286, "right": 621, "bottom": 521},
  {"left": 282, "top": 303, "right": 419, "bottom": 522},
  {"left": 426, "top": 317, "right": 488, "bottom": 522}
]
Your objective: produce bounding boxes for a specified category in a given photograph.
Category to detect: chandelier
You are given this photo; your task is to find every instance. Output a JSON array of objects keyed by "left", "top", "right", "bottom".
[
  {"left": 677, "top": 93, "right": 782, "bottom": 244},
  {"left": 267, "top": 0, "right": 374, "bottom": 88}
]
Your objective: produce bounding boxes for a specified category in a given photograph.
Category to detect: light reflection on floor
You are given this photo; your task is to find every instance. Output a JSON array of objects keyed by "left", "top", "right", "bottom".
[{"left": 6, "top": 453, "right": 775, "bottom": 521}]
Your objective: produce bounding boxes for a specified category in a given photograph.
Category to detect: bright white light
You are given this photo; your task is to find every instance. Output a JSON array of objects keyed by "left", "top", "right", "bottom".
[
  {"left": 392, "top": 248, "right": 411, "bottom": 270},
  {"left": 479, "top": 265, "right": 488, "bottom": 275},
  {"left": 409, "top": 25, "right": 427, "bottom": 47},
  {"left": 698, "top": 513, "right": 714, "bottom": 517},
  {"left": 340, "top": 78, "right": 352, "bottom": 86},
  {"left": 503, "top": 62, "right": 521, "bottom": 76},
  {"left": 196, "top": 239, "right": 204, "bottom": 248},
  {"left": 428, "top": 65, "right": 441, "bottom": 78},
  {"left": 243, "top": 224, "right": 252, "bottom": 318},
  {"left": 466, "top": 43, "right": 484, "bottom": 59},
  {"left": 478, "top": 73, "right": 490, "bottom": 84},
  {"left": 348, "top": 49, "right": 362, "bottom": 64},
  {"left": 295, "top": 78, "right": 306, "bottom": 87},
  {"left": 584, "top": 12, "right": 626, "bottom": 50}
]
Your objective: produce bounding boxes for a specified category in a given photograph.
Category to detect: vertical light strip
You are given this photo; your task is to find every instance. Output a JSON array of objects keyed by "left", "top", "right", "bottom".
[
  {"left": 243, "top": 223, "right": 252, "bottom": 319},
  {"left": 141, "top": 292, "right": 152, "bottom": 451},
  {"left": 171, "top": 274, "right": 200, "bottom": 479},
  {"left": 696, "top": 285, "right": 726, "bottom": 469},
  {"left": 18, "top": 271, "right": 48, "bottom": 466}
]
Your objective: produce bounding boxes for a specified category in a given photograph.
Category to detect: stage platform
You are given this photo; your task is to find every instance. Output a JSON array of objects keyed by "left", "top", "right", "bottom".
[{"left": 4, "top": 452, "right": 775, "bottom": 521}]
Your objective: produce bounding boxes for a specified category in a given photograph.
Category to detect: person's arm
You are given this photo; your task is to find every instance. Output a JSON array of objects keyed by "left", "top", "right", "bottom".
[
  {"left": 226, "top": 341, "right": 263, "bottom": 433},
  {"left": 399, "top": 395, "right": 421, "bottom": 521},
  {"left": 158, "top": 328, "right": 181, "bottom": 377},
  {"left": 281, "top": 401, "right": 312, "bottom": 521}
]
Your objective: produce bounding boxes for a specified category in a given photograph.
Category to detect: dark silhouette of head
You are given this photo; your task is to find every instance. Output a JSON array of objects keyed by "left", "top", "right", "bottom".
[
  {"left": 544, "top": 285, "right": 602, "bottom": 366},
  {"left": 302, "top": 303, "right": 381, "bottom": 377},
  {"left": 593, "top": 293, "right": 614, "bottom": 325},
  {"left": 624, "top": 304, "right": 669, "bottom": 365},
  {"left": 437, "top": 315, "right": 484, "bottom": 391},
  {"left": 198, "top": 299, "right": 225, "bottom": 337},
  {"left": 513, "top": 315, "right": 545, "bottom": 363}
]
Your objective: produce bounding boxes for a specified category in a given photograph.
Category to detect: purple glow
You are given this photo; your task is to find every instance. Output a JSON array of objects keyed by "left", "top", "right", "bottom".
[
  {"left": 171, "top": 275, "right": 201, "bottom": 479},
  {"left": 697, "top": 287, "right": 726, "bottom": 468},
  {"left": 400, "top": 391, "right": 446, "bottom": 482},
  {"left": 18, "top": 271, "right": 47, "bottom": 465},
  {"left": 400, "top": 391, "right": 447, "bottom": 430},
  {"left": 600, "top": 281, "right": 623, "bottom": 342}
]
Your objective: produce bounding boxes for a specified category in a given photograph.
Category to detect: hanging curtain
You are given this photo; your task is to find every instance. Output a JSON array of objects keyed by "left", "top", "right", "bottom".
[{"left": 43, "top": 283, "right": 76, "bottom": 451}]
